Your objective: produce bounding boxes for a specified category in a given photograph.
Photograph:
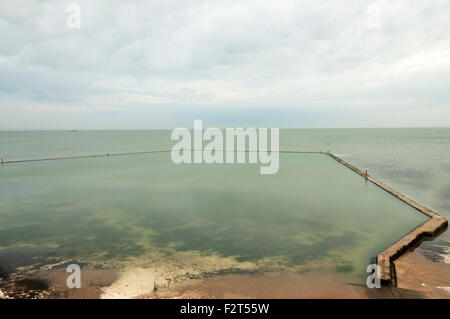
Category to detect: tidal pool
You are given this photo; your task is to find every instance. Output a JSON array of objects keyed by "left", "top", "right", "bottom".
[{"left": 0, "top": 151, "right": 429, "bottom": 288}]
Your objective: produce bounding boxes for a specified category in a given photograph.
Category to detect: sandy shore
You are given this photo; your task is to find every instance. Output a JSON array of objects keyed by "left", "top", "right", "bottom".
[
  {"left": 0, "top": 267, "right": 405, "bottom": 299},
  {"left": 394, "top": 249, "right": 450, "bottom": 298},
  {"left": 1, "top": 248, "right": 448, "bottom": 299},
  {"left": 135, "top": 271, "right": 428, "bottom": 299}
]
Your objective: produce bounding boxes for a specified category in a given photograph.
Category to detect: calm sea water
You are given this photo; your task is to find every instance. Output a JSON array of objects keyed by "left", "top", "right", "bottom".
[{"left": 0, "top": 128, "right": 448, "bottom": 285}]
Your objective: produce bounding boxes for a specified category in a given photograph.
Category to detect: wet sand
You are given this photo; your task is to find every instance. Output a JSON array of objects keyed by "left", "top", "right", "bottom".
[
  {"left": 137, "top": 271, "right": 427, "bottom": 299},
  {"left": 0, "top": 267, "right": 118, "bottom": 299},
  {"left": 1, "top": 248, "right": 448, "bottom": 299},
  {"left": 137, "top": 249, "right": 449, "bottom": 299},
  {"left": 394, "top": 249, "right": 450, "bottom": 298},
  {"left": 0, "top": 267, "right": 428, "bottom": 299}
]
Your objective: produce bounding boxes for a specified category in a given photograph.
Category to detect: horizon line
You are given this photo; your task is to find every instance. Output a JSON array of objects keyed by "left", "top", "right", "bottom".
[{"left": 1, "top": 126, "right": 450, "bottom": 132}]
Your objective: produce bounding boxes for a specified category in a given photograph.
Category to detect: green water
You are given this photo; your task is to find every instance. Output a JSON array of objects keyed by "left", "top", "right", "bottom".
[{"left": 0, "top": 128, "right": 448, "bottom": 284}]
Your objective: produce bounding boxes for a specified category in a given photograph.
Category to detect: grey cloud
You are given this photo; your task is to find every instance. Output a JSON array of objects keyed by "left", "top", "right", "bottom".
[{"left": 0, "top": 0, "right": 449, "bottom": 129}]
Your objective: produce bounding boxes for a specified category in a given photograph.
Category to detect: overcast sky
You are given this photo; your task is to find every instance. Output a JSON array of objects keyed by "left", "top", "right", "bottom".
[{"left": 1, "top": 0, "right": 449, "bottom": 129}]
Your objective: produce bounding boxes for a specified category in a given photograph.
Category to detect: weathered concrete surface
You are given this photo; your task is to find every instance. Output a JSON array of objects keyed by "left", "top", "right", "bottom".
[{"left": 326, "top": 152, "right": 448, "bottom": 286}]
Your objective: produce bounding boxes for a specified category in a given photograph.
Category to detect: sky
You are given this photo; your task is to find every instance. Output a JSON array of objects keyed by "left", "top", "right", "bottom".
[{"left": 0, "top": 0, "right": 450, "bottom": 129}]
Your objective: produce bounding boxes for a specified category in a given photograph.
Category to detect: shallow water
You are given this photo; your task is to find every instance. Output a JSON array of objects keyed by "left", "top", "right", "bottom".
[
  {"left": 0, "top": 129, "right": 437, "bottom": 285},
  {"left": 282, "top": 128, "right": 450, "bottom": 260}
]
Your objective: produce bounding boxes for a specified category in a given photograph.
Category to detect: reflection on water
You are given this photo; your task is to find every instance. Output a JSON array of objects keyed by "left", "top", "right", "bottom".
[{"left": 0, "top": 150, "right": 429, "bottom": 285}]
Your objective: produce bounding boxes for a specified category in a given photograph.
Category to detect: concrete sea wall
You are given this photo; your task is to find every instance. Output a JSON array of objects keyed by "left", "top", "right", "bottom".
[{"left": 326, "top": 152, "right": 448, "bottom": 286}]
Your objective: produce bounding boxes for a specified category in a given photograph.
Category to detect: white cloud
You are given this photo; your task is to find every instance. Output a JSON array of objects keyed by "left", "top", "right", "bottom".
[{"left": 0, "top": 0, "right": 449, "bottom": 128}]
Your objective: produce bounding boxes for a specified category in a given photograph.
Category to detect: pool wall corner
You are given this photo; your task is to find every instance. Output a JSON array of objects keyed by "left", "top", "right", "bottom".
[{"left": 325, "top": 152, "right": 448, "bottom": 287}]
